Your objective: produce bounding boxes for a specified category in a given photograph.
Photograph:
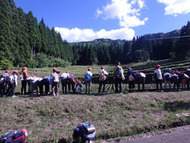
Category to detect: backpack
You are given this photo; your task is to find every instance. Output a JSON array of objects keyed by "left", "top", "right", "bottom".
[
  {"left": 83, "top": 123, "right": 95, "bottom": 134},
  {"left": 0, "top": 131, "right": 16, "bottom": 143},
  {"left": 129, "top": 74, "right": 134, "bottom": 81},
  {"left": 7, "top": 75, "right": 15, "bottom": 84},
  {"left": 85, "top": 73, "right": 91, "bottom": 82},
  {"left": 116, "top": 68, "right": 121, "bottom": 78},
  {"left": 0, "top": 74, "right": 8, "bottom": 84},
  {"left": 99, "top": 72, "right": 106, "bottom": 81}
]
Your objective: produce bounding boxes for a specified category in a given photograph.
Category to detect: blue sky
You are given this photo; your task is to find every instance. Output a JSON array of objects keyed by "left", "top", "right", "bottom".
[{"left": 14, "top": 0, "right": 190, "bottom": 42}]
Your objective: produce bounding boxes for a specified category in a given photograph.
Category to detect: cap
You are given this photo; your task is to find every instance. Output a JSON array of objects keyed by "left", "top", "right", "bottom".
[
  {"left": 88, "top": 68, "right": 92, "bottom": 71},
  {"left": 23, "top": 67, "right": 27, "bottom": 70},
  {"left": 101, "top": 66, "right": 104, "bottom": 69},
  {"left": 5, "top": 70, "right": 9, "bottom": 73},
  {"left": 117, "top": 62, "right": 121, "bottom": 65},
  {"left": 128, "top": 67, "right": 131, "bottom": 70},
  {"left": 22, "top": 129, "right": 28, "bottom": 136},
  {"left": 77, "top": 81, "right": 81, "bottom": 84},
  {"left": 56, "top": 70, "right": 60, "bottom": 73},
  {"left": 156, "top": 64, "right": 160, "bottom": 68},
  {"left": 53, "top": 68, "right": 57, "bottom": 72},
  {"left": 13, "top": 70, "right": 18, "bottom": 74},
  {"left": 78, "top": 123, "right": 83, "bottom": 126}
]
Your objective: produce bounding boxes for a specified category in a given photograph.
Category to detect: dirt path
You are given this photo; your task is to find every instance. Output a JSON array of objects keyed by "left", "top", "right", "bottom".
[{"left": 98, "top": 125, "right": 190, "bottom": 143}]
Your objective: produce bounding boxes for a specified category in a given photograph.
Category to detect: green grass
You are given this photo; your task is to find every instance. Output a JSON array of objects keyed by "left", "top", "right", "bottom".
[{"left": 1, "top": 91, "right": 190, "bottom": 142}]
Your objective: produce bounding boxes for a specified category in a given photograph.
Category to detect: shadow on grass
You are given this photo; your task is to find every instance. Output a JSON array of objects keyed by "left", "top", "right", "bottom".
[{"left": 164, "top": 101, "right": 190, "bottom": 112}]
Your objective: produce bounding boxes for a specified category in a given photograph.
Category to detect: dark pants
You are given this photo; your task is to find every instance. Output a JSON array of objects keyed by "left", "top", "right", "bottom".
[
  {"left": 22, "top": 80, "right": 28, "bottom": 95},
  {"left": 115, "top": 78, "right": 123, "bottom": 93},
  {"left": 136, "top": 77, "right": 145, "bottom": 91},
  {"left": 61, "top": 79, "right": 67, "bottom": 94},
  {"left": 0, "top": 82, "right": 7, "bottom": 96},
  {"left": 68, "top": 79, "right": 75, "bottom": 93},
  {"left": 173, "top": 80, "right": 180, "bottom": 91},
  {"left": 129, "top": 81, "right": 135, "bottom": 91},
  {"left": 98, "top": 80, "right": 106, "bottom": 93},
  {"left": 6, "top": 82, "right": 15, "bottom": 96},
  {"left": 20, "top": 80, "right": 24, "bottom": 95},
  {"left": 85, "top": 81, "right": 91, "bottom": 94},
  {"left": 44, "top": 81, "right": 50, "bottom": 94},
  {"left": 156, "top": 79, "right": 163, "bottom": 90},
  {"left": 52, "top": 82, "right": 59, "bottom": 95}
]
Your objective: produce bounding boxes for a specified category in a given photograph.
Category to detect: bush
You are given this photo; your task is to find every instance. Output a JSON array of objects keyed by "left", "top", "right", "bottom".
[{"left": 0, "top": 59, "right": 13, "bottom": 70}]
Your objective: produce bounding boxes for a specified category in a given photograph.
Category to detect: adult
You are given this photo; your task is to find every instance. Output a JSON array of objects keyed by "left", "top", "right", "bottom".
[
  {"left": 154, "top": 64, "right": 163, "bottom": 91},
  {"left": 1, "top": 128, "right": 28, "bottom": 143},
  {"left": 84, "top": 68, "right": 93, "bottom": 94},
  {"left": 0, "top": 70, "right": 9, "bottom": 96},
  {"left": 126, "top": 67, "right": 136, "bottom": 92},
  {"left": 185, "top": 68, "right": 190, "bottom": 90},
  {"left": 6, "top": 70, "right": 18, "bottom": 97},
  {"left": 113, "top": 62, "right": 125, "bottom": 93},
  {"left": 22, "top": 67, "right": 29, "bottom": 95},
  {"left": 60, "top": 72, "right": 69, "bottom": 94},
  {"left": 73, "top": 123, "right": 96, "bottom": 143},
  {"left": 51, "top": 68, "right": 59, "bottom": 96},
  {"left": 98, "top": 66, "right": 108, "bottom": 94}
]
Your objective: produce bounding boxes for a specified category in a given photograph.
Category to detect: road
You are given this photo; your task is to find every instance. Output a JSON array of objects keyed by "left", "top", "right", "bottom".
[{"left": 99, "top": 125, "right": 190, "bottom": 143}]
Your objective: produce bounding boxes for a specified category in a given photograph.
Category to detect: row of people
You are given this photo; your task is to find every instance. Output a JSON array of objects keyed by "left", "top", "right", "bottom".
[
  {"left": 154, "top": 64, "right": 190, "bottom": 91},
  {"left": 1, "top": 63, "right": 190, "bottom": 97}
]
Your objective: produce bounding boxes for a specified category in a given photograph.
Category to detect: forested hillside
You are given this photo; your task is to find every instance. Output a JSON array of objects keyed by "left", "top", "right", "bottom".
[
  {"left": 0, "top": 0, "right": 190, "bottom": 69},
  {"left": 0, "top": 0, "right": 73, "bottom": 69}
]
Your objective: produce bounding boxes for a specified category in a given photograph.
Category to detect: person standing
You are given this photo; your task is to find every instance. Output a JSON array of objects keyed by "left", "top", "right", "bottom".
[
  {"left": 6, "top": 70, "right": 18, "bottom": 97},
  {"left": 22, "top": 67, "right": 29, "bottom": 95},
  {"left": 51, "top": 68, "right": 59, "bottom": 96},
  {"left": 98, "top": 66, "right": 108, "bottom": 94},
  {"left": 0, "top": 70, "right": 9, "bottom": 96},
  {"left": 60, "top": 72, "right": 69, "bottom": 94},
  {"left": 84, "top": 68, "right": 92, "bottom": 94},
  {"left": 154, "top": 64, "right": 163, "bottom": 91},
  {"left": 113, "top": 62, "right": 125, "bottom": 93},
  {"left": 126, "top": 67, "right": 136, "bottom": 92}
]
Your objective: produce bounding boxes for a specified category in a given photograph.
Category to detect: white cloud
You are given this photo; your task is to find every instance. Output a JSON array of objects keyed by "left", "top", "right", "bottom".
[
  {"left": 157, "top": 0, "right": 190, "bottom": 16},
  {"left": 54, "top": 27, "right": 135, "bottom": 43},
  {"left": 96, "top": 0, "right": 148, "bottom": 28}
]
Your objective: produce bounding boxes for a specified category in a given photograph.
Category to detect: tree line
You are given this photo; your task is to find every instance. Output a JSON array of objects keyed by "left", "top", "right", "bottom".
[
  {"left": 0, "top": 0, "right": 73, "bottom": 69},
  {"left": 0, "top": 0, "right": 190, "bottom": 69}
]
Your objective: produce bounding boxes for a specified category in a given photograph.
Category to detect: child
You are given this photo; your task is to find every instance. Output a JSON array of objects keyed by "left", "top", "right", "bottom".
[{"left": 75, "top": 81, "right": 83, "bottom": 94}]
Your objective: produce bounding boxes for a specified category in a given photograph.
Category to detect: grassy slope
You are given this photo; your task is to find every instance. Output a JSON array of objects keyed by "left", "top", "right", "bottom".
[{"left": 1, "top": 91, "right": 190, "bottom": 143}]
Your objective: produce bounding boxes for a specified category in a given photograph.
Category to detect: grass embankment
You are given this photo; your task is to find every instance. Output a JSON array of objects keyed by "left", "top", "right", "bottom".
[{"left": 1, "top": 91, "right": 190, "bottom": 143}]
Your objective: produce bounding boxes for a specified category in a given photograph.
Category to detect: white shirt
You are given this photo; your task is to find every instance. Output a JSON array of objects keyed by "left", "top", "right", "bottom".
[
  {"left": 85, "top": 71, "right": 92, "bottom": 76},
  {"left": 60, "top": 73, "right": 69, "bottom": 79},
  {"left": 154, "top": 69, "right": 162, "bottom": 80}
]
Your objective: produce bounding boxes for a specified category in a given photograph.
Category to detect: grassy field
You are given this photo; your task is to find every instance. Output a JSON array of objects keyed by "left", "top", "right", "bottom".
[
  {"left": 1, "top": 59, "right": 190, "bottom": 143},
  {"left": 1, "top": 92, "right": 190, "bottom": 143}
]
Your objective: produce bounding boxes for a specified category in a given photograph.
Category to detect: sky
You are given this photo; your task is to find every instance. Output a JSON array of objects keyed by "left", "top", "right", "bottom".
[{"left": 14, "top": 0, "right": 190, "bottom": 43}]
